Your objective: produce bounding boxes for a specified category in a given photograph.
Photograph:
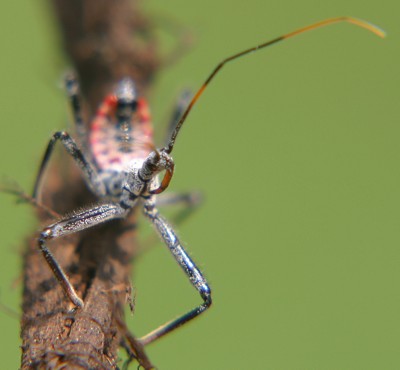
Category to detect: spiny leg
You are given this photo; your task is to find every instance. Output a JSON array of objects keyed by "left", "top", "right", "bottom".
[
  {"left": 39, "top": 203, "right": 129, "bottom": 307},
  {"left": 139, "top": 191, "right": 203, "bottom": 255},
  {"left": 32, "top": 131, "right": 106, "bottom": 202},
  {"left": 139, "top": 197, "right": 211, "bottom": 345}
]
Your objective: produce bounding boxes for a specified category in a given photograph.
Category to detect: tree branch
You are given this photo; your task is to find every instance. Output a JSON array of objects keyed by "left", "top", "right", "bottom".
[{"left": 20, "top": 1, "right": 159, "bottom": 368}]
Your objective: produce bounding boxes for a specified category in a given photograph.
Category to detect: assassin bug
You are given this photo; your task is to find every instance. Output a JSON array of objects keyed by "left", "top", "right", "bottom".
[{"left": 31, "top": 17, "right": 384, "bottom": 345}]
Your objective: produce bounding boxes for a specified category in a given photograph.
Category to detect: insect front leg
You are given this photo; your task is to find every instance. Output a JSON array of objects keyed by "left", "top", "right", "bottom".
[
  {"left": 32, "top": 131, "right": 106, "bottom": 201},
  {"left": 139, "top": 197, "right": 212, "bottom": 345},
  {"left": 39, "top": 203, "right": 129, "bottom": 307},
  {"left": 139, "top": 191, "right": 203, "bottom": 255}
]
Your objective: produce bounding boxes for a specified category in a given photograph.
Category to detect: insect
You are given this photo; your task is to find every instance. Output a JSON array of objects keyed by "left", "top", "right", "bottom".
[{"left": 31, "top": 17, "right": 384, "bottom": 346}]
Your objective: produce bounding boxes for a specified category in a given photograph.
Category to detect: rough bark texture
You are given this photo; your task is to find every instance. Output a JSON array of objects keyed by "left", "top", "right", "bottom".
[{"left": 21, "top": 1, "right": 159, "bottom": 368}]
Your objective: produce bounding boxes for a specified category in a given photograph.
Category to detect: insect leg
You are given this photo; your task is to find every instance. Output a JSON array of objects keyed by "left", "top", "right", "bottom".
[
  {"left": 65, "top": 73, "right": 88, "bottom": 148},
  {"left": 139, "top": 197, "right": 212, "bottom": 345},
  {"left": 32, "top": 131, "right": 106, "bottom": 201},
  {"left": 39, "top": 203, "right": 129, "bottom": 307},
  {"left": 156, "top": 190, "right": 202, "bottom": 226},
  {"left": 164, "top": 90, "right": 192, "bottom": 147},
  {"left": 139, "top": 191, "right": 203, "bottom": 255},
  {"left": 155, "top": 13, "right": 194, "bottom": 67}
]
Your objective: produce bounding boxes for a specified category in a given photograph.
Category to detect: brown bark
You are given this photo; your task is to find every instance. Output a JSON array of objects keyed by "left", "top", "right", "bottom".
[{"left": 20, "top": 1, "right": 159, "bottom": 368}]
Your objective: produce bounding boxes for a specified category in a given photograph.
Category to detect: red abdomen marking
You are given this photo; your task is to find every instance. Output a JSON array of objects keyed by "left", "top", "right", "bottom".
[{"left": 89, "top": 96, "right": 154, "bottom": 171}]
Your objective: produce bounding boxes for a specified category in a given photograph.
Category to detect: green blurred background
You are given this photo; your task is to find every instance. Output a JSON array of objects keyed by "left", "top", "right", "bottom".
[{"left": 0, "top": 0, "right": 398, "bottom": 369}]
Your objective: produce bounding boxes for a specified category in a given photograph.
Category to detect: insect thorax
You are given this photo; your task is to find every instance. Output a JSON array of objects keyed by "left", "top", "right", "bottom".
[{"left": 100, "top": 159, "right": 160, "bottom": 201}]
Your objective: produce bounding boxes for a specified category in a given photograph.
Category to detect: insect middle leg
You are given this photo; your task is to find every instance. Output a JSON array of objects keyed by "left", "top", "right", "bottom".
[
  {"left": 32, "top": 131, "right": 106, "bottom": 201},
  {"left": 156, "top": 190, "right": 202, "bottom": 224},
  {"left": 139, "top": 197, "right": 212, "bottom": 345}
]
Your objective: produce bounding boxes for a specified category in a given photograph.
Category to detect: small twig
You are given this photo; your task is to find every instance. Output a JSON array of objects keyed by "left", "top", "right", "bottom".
[
  {"left": 0, "top": 180, "right": 60, "bottom": 219},
  {"left": 0, "top": 291, "right": 19, "bottom": 320}
]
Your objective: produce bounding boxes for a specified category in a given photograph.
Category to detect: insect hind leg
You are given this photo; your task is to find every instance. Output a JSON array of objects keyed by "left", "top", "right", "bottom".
[{"left": 164, "top": 90, "right": 192, "bottom": 146}]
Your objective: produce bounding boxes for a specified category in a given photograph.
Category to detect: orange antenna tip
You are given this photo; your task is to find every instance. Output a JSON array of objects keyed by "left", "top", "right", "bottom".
[
  {"left": 283, "top": 16, "right": 386, "bottom": 40},
  {"left": 345, "top": 17, "right": 386, "bottom": 38}
]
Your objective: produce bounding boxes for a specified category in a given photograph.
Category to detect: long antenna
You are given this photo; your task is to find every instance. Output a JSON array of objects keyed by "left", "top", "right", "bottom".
[{"left": 163, "top": 16, "right": 385, "bottom": 154}]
